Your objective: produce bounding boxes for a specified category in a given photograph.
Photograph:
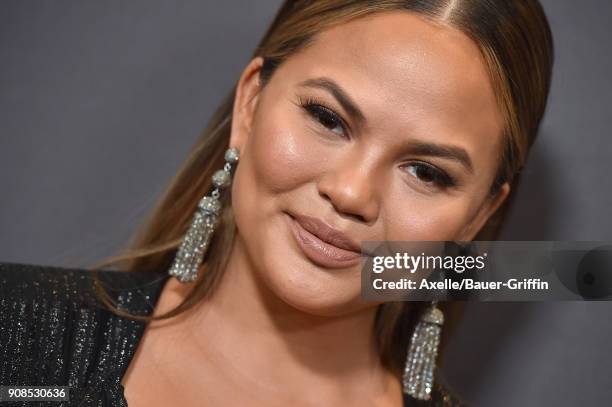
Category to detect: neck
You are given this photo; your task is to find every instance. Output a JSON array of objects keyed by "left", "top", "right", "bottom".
[{"left": 186, "top": 234, "right": 400, "bottom": 401}]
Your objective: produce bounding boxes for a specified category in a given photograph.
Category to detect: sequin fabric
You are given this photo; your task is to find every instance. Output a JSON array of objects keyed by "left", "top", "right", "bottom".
[
  {"left": 0, "top": 262, "right": 466, "bottom": 406},
  {"left": 0, "top": 262, "right": 167, "bottom": 406}
]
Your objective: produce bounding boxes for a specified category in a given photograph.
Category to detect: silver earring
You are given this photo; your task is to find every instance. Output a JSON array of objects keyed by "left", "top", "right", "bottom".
[
  {"left": 168, "top": 146, "right": 240, "bottom": 283},
  {"left": 402, "top": 300, "right": 444, "bottom": 400}
]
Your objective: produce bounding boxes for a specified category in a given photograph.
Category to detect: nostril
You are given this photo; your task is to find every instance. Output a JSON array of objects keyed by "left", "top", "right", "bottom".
[
  {"left": 318, "top": 186, "right": 375, "bottom": 224},
  {"left": 320, "top": 194, "right": 358, "bottom": 220}
]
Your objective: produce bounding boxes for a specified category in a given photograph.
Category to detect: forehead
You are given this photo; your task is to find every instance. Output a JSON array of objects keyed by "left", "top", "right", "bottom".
[{"left": 278, "top": 11, "right": 504, "bottom": 163}]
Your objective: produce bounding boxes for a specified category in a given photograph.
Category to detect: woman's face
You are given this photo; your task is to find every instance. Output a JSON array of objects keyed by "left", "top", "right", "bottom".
[{"left": 229, "top": 11, "right": 510, "bottom": 316}]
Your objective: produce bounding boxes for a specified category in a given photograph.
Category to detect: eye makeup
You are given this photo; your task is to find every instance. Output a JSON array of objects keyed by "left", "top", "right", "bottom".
[{"left": 294, "top": 93, "right": 461, "bottom": 192}]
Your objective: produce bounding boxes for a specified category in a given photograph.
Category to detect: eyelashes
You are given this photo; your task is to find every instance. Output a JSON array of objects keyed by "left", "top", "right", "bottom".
[
  {"left": 297, "top": 95, "right": 348, "bottom": 136},
  {"left": 296, "top": 95, "right": 457, "bottom": 190},
  {"left": 401, "top": 161, "right": 456, "bottom": 188}
]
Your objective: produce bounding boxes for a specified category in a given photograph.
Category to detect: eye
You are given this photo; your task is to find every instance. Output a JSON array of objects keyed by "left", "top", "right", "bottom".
[
  {"left": 297, "top": 96, "right": 348, "bottom": 137},
  {"left": 402, "top": 162, "right": 456, "bottom": 189}
]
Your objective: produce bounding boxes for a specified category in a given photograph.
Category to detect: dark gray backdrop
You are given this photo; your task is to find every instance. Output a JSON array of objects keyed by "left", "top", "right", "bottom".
[{"left": 1, "top": 1, "right": 610, "bottom": 406}]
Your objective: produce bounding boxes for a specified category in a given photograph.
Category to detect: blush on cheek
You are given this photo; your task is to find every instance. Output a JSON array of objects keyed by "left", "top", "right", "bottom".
[{"left": 249, "top": 123, "right": 326, "bottom": 193}]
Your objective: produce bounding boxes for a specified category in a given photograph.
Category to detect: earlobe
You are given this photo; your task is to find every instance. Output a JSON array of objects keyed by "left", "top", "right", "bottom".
[{"left": 229, "top": 56, "right": 265, "bottom": 150}]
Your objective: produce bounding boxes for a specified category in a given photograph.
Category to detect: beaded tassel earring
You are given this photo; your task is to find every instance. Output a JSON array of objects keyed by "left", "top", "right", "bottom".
[
  {"left": 168, "top": 146, "right": 240, "bottom": 283},
  {"left": 402, "top": 300, "right": 444, "bottom": 400}
]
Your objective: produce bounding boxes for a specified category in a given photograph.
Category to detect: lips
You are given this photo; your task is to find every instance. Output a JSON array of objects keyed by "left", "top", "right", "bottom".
[{"left": 286, "top": 211, "right": 368, "bottom": 269}]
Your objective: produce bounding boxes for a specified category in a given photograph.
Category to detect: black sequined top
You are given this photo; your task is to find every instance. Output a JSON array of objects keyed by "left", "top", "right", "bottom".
[{"left": 0, "top": 262, "right": 466, "bottom": 406}]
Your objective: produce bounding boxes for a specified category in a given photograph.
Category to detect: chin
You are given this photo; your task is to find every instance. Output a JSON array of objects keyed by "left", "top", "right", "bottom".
[
  {"left": 265, "top": 265, "right": 366, "bottom": 317},
  {"left": 254, "top": 213, "right": 372, "bottom": 317}
]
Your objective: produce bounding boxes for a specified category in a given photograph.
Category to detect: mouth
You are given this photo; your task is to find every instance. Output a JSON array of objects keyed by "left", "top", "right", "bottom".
[{"left": 285, "top": 212, "right": 368, "bottom": 269}]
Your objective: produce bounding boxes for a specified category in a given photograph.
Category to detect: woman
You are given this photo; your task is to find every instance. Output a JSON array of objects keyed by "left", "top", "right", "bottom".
[{"left": 0, "top": 1, "right": 553, "bottom": 406}]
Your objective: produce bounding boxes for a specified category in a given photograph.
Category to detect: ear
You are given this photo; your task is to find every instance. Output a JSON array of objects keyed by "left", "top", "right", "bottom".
[
  {"left": 229, "top": 56, "right": 265, "bottom": 151},
  {"left": 458, "top": 182, "right": 511, "bottom": 241}
]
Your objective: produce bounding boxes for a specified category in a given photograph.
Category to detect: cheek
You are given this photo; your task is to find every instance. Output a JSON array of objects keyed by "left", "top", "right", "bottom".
[
  {"left": 230, "top": 102, "right": 327, "bottom": 262},
  {"left": 252, "top": 130, "right": 307, "bottom": 193},
  {"left": 382, "top": 192, "right": 476, "bottom": 241},
  {"left": 246, "top": 110, "right": 325, "bottom": 196}
]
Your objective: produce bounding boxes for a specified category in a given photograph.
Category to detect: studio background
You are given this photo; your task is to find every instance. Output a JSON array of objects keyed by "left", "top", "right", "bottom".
[{"left": 1, "top": 1, "right": 610, "bottom": 405}]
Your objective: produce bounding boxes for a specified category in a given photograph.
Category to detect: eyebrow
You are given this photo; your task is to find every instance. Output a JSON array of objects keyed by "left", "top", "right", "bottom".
[
  {"left": 297, "top": 77, "right": 366, "bottom": 125},
  {"left": 406, "top": 140, "right": 474, "bottom": 173},
  {"left": 297, "top": 76, "right": 473, "bottom": 174}
]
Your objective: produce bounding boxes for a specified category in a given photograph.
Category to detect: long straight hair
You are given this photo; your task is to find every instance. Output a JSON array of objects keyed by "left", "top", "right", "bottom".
[{"left": 90, "top": 0, "right": 554, "bottom": 378}]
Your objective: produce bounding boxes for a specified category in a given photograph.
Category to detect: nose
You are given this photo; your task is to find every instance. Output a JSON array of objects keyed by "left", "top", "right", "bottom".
[{"left": 316, "top": 153, "right": 380, "bottom": 224}]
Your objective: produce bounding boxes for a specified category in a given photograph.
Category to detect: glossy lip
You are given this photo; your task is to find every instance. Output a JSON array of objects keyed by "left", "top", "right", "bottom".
[{"left": 285, "top": 211, "right": 369, "bottom": 269}]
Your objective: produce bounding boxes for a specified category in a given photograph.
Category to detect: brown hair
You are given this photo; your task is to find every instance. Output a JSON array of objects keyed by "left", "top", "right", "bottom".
[{"left": 90, "top": 0, "right": 554, "bottom": 378}]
